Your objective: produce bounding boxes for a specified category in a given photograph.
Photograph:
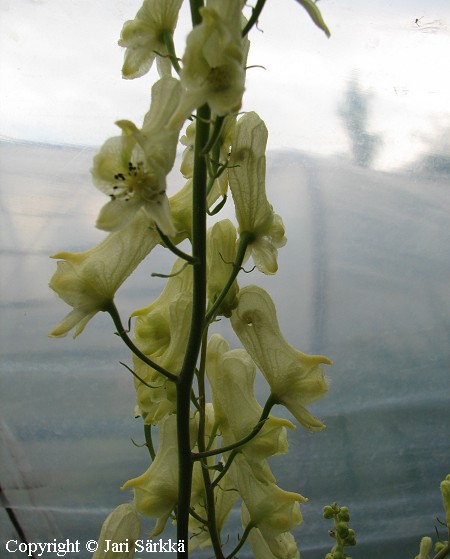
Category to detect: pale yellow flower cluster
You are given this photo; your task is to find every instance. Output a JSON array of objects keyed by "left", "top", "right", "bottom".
[{"left": 48, "top": 0, "right": 333, "bottom": 556}]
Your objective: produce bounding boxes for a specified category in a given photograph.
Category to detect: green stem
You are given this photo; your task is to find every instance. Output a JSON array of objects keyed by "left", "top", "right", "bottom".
[
  {"left": 211, "top": 449, "right": 238, "bottom": 489},
  {"left": 242, "top": 0, "right": 267, "bottom": 37},
  {"left": 189, "top": 0, "right": 204, "bottom": 26},
  {"left": 434, "top": 533, "right": 450, "bottom": 559},
  {"left": 204, "top": 232, "right": 254, "bottom": 326},
  {"left": 162, "top": 31, "right": 182, "bottom": 75},
  {"left": 144, "top": 424, "right": 156, "bottom": 460},
  {"left": 201, "top": 115, "right": 225, "bottom": 155},
  {"left": 119, "top": 360, "right": 160, "bottom": 389},
  {"left": 197, "top": 330, "right": 226, "bottom": 559},
  {"left": 156, "top": 225, "right": 196, "bottom": 264},
  {"left": 106, "top": 302, "right": 178, "bottom": 383},
  {"left": 225, "top": 522, "right": 254, "bottom": 559},
  {"left": 176, "top": 98, "right": 210, "bottom": 557},
  {"left": 193, "top": 394, "right": 276, "bottom": 460}
]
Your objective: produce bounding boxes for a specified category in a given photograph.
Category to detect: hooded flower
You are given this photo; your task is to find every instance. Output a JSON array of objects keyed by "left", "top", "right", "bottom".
[
  {"left": 132, "top": 258, "right": 193, "bottom": 423},
  {"left": 49, "top": 210, "right": 159, "bottom": 338},
  {"left": 93, "top": 503, "right": 141, "bottom": 559},
  {"left": 228, "top": 112, "right": 287, "bottom": 274},
  {"left": 169, "top": 0, "right": 248, "bottom": 128},
  {"left": 122, "top": 413, "right": 197, "bottom": 536},
  {"left": 92, "top": 76, "right": 182, "bottom": 235},
  {"left": 242, "top": 505, "right": 300, "bottom": 559},
  {"left": 119, "top": 0, "right": 184, "bottom": 79},
  {"left": 206, "top": 334, "right": 294, "bottom": 481},
  {"left": 231, "top": 455, "right": 306, "bottom": 559},
  {"left": 207, "top": 220, "right": 239, "bottom": 317},
  {"left": 231, "top": 286, "right": 331, "bottom": 430}
]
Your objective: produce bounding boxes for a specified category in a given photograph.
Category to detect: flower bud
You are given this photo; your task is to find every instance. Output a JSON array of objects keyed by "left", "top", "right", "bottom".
[
  {"left": 336, "top": 522, "right": 349, "bottom": 538},
  {"left": 414, "top": 536, "right": 432, "bottom": 559},
  {"left": 440, "top": 474, "right": 450, "bottom": 527}
]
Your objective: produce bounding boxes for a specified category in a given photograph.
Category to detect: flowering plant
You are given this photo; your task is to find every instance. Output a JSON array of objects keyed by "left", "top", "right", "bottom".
[{"left": 49, "top": 2, "right": 332, "bottom": 556}]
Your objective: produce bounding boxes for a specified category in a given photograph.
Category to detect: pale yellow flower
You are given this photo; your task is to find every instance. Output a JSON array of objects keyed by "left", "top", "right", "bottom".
[
  {"left": 49, "top": 210, "right": 158, "bottom": 338},
  {"left": 119, "top": 0, "right": 183, "bottom": 79},
  {"left": 49, "top": 169, "right": 194, "bottom": 340},
  {"left": 228, "top": 112, "right": 287, "bottom": 274},
  {"left": 92, "top": 503, "right": 141, "bottom": 559},
  {"left": 132, "top": 259, "right": 193, "bottom": 423},
  {"left": 242, "top": 505, "right": 300, "bottom": 559},
  {"left": 231, "top": 455, "right": 306, "bottom": 558},
  {"left": 122, "top": 413, "right": 197, "bottom": 536},
  {"left": 207, "top": 220, "right": 239, "bottom": 317},
  {"left": 206, "top": 334, "right": 294, "bottom": 483},
  {"left": 231, "top": 286, "right": 331, "bottom": 430},
  {"left": 92, "top": 76, "right": 182, "bottom": 235},
  {"left": 169, "top": 1, "right": 248, "bottom": 127}
]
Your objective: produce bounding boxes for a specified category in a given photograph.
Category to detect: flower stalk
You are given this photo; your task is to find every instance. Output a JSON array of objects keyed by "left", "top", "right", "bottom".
[{"left": 48, "top": 2, "right": 338, "bottom": 558}]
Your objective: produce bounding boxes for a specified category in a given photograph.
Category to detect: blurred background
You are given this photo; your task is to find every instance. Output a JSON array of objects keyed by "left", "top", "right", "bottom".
[{"left": 1, "top": 1, "right": 449, "bottom": 557}]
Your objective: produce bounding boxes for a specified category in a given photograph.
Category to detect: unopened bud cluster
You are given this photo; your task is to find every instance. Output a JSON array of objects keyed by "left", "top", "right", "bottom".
[{"left": 323, "top": 503, "right": 356, "bottom": 559}]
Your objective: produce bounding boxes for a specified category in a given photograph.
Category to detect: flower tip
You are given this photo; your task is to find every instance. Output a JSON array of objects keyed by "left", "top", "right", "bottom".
[
  {"left": 115, "top": 119, "right": 139, "bottom": 135},
  {"left": 48, "top": 329, "right": 66, "bottom": 339}
]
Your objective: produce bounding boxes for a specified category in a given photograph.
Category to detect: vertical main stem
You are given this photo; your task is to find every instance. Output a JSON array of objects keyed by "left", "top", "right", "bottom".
[{"left": 176, "top": 101, "right": 210, "bottom": 557}]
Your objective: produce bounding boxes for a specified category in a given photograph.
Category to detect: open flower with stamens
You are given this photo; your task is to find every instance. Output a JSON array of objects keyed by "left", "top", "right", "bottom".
[
  {"left": 231, "top": 286, "right": 331, "bottom": 430},
  {"left": 118, "top": 0, "right": 183, "bottom": 79},
  {"left": 49, "top": 210, "right": 159, "bottom": 338},
  {"left": 228, "top": 112, "right": 287, "bottom": 274},
  {"left": 92, "top": 76, "right": 182, "bottom": 235},
  {"left": 169, "top": 1, "right": 248, "bottom": 128}
]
